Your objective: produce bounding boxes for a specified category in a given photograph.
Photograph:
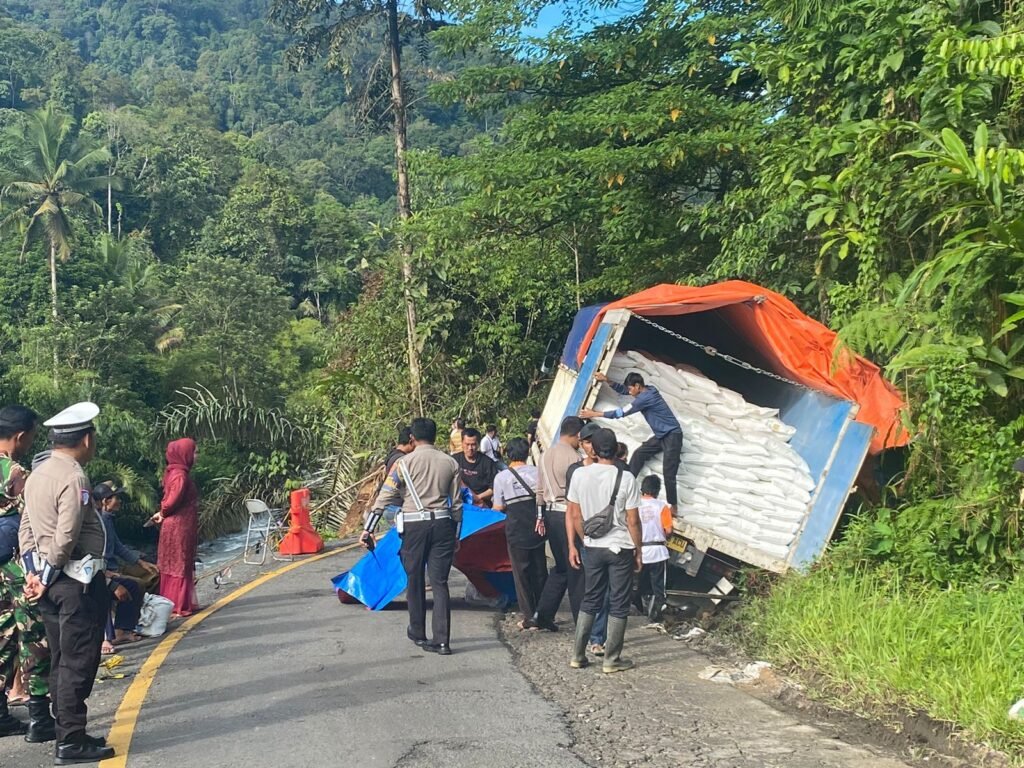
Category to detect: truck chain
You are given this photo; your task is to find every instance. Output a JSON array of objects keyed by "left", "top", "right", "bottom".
[{"left": 631, "top": 313, "right": 813, "bottom": 392}]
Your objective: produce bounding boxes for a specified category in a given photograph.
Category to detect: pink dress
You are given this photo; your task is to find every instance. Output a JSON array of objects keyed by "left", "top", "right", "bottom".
[{"left": 157, "top": 438, "right": 199, "bottom": 616}]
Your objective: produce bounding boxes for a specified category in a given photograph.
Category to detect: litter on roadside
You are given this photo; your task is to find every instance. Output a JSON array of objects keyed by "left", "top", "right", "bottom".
[
  {"left": 674, "top": 626, "right": 706, "bottom": 642},
  {"left": 699, "top": 661, "right": 772, "bottom": 686}
]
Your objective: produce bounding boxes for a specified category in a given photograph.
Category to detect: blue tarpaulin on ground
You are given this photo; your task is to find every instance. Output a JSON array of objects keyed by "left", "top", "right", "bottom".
[{"left": 332, "top": 503, "right": 511, "bottom": 611}]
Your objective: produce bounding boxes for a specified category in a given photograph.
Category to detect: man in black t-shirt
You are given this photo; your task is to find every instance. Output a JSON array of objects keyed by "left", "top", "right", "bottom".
[
  {"left": 385, "top": 426, "right": 414, "bottom": 474},
  {"left": 453, "top": 428, "right": 498, "bottom": 506}
]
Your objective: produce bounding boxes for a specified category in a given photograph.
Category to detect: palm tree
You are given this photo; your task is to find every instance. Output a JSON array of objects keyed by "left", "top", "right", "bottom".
[
  {"left": 98, "top": 233, "right": 184, "bottom": 352},
  {"left": 0, "top": 106, "right": 116, "bottom": 319}
]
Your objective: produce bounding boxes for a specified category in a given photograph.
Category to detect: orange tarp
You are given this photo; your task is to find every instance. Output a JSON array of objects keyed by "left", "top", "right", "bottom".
[{"left": 577, "top": 281, "right": 908, "bottom": 454}]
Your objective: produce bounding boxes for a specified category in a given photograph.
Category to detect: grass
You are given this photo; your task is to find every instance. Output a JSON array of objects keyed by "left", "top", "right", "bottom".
[{"left": 738, "top": 564, "right": 1024, "bottom": 759}]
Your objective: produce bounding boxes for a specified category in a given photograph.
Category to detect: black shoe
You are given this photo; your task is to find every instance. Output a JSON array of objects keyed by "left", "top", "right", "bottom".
[
  {"left": 534, "top": 618, "right": 559, "bottom": 632},
  {"left": 81, "top": 734, "right": 107, "bottom": 747},
  {"left": 54, "top": 741, "right": 115, "bottom": 764},
  {"left": 406, "top": 627, "right": 428, "bottom": 647},
  {"left": 0, "top": 713, "right": 27, "bottom": 738},
  {"left": 423, "top": 643, "right": 452, "bottom": 656}
]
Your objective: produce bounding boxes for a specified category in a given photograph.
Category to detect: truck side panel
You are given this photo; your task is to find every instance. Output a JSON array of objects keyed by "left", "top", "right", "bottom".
[
  {"left": 790, "top": 419, "right": 873, "bottom": 570},
  {"left": 779, "top": 389, "right": 856, "bottom": 481},
  {"left": 537, "top": 365, "right": 579, "bottom": 450},
  {"left": 558, "top": 313, "right": 632, "bottom": 438}
]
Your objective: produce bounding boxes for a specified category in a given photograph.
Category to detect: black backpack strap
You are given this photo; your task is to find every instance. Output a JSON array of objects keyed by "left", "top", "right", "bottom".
[
  {"left": 609, "top": 467, "right": 623, "bottom": 507},
  {"left": 506, "top": 466, "right": 537, "bottom": 502}
]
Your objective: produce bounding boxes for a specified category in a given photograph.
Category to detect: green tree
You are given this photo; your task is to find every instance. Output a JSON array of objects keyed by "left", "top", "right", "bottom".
[
  {"left": 0, "top": 106, "right": 114, "bottom": 318},
  {"left": 169, "top": 254, "right": 292, "bottom": 398},
  {"left": 271, "top": 0, "right": 445, "bottom": 414}
]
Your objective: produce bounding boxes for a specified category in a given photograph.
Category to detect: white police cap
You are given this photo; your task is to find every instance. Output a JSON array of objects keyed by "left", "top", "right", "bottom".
[{"left": 43, "top": 402, "right": 99, "bottom": 435}]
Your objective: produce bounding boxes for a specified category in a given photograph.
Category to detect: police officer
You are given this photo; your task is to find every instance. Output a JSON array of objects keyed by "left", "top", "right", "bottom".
[
  {"left": 0, "top": 404, "right": 55, "bottom": 742},
  {"left": 20, "top": 402, "right": 114, "bottom": 763},
  {"left": 362, "top": 417, "right": 462, "bottom": 656}
]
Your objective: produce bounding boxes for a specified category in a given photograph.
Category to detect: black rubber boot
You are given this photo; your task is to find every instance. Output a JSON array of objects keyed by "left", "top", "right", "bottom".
[
  {"left": 0, "top": 696, "right": 28, "bottom": 738},
  {"left": 569, "top": 611, "right": 595, "bottom": 669},
  {"left": 25, "top": 695, "right": 56, "bottom": 743},
  {"left": 602, "top": 616, "right": 634, "bottom": 673}
]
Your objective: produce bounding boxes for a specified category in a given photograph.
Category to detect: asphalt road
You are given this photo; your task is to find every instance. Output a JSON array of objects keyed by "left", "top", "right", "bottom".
[{"left": 120, "top": 550, "right": 583, "bottom": 768}]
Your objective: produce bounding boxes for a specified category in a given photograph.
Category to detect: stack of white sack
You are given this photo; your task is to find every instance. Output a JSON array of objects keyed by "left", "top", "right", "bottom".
[{"left": 589, "top": 350, "right": 816, "bottom": 560}]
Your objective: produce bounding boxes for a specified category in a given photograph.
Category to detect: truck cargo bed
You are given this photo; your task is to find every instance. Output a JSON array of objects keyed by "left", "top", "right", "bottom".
[{"left": 538, "top": 307, "right": 874, "bottom": 574}]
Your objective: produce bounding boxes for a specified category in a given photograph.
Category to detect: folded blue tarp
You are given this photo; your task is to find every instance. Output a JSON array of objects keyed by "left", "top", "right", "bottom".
[{"left": 332, "top": 504, "right": 508, "bottom": 611}]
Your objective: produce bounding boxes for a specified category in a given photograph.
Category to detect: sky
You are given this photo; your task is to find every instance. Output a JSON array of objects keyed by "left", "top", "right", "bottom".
[{"left": 524, "top": 0, "right": 639, "bottom": 38}]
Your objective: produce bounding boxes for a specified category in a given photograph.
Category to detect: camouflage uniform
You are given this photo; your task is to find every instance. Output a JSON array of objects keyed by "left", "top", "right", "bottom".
[
  {"left": 0, "top": 559, "right": 50, "bottom": 695},
  {"left": 0, "top": 453, "right": 49, "bottom": 697}
]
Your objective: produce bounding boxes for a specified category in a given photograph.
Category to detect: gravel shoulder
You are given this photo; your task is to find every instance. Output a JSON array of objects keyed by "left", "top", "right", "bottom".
[{"left": 500, "top": 610, "right": 932, "bottom": 768}]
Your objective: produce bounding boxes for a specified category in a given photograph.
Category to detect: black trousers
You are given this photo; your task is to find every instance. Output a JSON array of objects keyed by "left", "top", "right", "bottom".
[
  {"left": 629, "top": 431, "right": 683, "bottom": 506},
  {"left": 534, "top": 509, "right": 584, "bottom": 624},
  {"left": 37, "top": 576, "right": 109, "bottom": 742},
  {"left": 507, "top": 543, "right": 547, "bottom": 620},
  {"left": 400, "top": 518, "right": 456, "bottom": 645},
  {"left": 581, "top": 547, "right": 635, "bottom": 620},
  {"left": 106, "top": 576, "right": 143, "bottom": 641}
]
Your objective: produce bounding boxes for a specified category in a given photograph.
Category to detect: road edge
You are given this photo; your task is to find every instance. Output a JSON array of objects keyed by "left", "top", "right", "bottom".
[{"left": 99, "top": 543, "right": 356, "bottom": 768}]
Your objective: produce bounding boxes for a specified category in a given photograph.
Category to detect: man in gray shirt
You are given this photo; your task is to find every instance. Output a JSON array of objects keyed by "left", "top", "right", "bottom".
[
  {"left": 527, "top": 416, "right": 586, "bottom": 631},
  {"left": 363, "top": 418, "right": 462, "bottom": 656},
  {"left": 492, "top": 438, "right": 545, "bottom": 626}
]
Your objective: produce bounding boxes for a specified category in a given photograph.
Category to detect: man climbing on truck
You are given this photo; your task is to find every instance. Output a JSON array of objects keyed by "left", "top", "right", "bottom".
[{"left": 580, "top": 371, "right": 683, "bottom": 514}]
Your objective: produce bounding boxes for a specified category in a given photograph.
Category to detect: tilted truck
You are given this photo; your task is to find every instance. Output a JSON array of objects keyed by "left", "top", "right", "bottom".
[{"left": 536, "top": 281, "right": 907, "bottom": 585}]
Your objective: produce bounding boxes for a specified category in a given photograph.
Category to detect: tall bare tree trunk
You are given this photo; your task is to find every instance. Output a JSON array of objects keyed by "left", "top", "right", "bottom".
[
  {"left": 50, "top": 242, "right": 58, "bottom": 383},
  {"left": 107, "top": 180, "right": 113, "bottom": 234},
  {"left": 49, "top": 242, "right": 58, "bottom": 320},
  {"left": 387, "top": 0, "right": 423, "bottom": 416}
]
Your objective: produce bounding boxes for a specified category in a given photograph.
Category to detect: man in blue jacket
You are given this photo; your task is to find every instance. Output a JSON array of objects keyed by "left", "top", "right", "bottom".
[
  {"left": 580, "top": 371, "right": 683, "bottom": 513},
  {"left": 94, "top": 483, "right": 158, "bottom": 645}
]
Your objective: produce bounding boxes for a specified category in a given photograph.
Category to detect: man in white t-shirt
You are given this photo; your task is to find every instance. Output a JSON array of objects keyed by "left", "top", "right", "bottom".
[
  {"left": 481, "top": 425, "right": 502, "bottom": 464},
  {"left": 636, "top": 474, "right": 672, "bottom": 622},
  {"left": 566, "top": 428, "right": 642, "bottom": 673}
]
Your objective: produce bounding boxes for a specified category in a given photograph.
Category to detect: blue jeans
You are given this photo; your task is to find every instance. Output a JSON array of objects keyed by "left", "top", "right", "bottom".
[{"left": 590, "top": 591, "right": 611, "bottom": 645}]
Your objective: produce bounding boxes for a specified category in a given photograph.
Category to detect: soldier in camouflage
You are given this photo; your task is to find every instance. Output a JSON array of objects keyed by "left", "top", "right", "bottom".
[{"left": 0, "top": 404, "right": 55, "bottom": 742}]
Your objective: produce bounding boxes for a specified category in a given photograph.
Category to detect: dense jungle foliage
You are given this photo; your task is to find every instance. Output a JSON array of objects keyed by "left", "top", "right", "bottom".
[
  {"left": 1, "top": 0, "right": 1022, "bottom": 565},
  {"left": 0, "top": 0, "right": 486, "bottom": 533}
]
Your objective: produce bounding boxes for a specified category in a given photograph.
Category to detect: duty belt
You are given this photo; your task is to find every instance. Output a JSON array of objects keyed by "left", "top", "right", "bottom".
[{"left": 399, "top": 509, "right": 452, "bottom": 523}]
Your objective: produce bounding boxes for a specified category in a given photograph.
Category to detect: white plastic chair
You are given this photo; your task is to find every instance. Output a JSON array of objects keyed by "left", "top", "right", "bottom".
[{"left": 243, "top": 499, "right": 290, "bottom": 565}]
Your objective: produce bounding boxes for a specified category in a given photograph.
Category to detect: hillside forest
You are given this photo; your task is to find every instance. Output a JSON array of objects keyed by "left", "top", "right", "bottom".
[{"left": 2, "top": 0, "right": 1024, "bottom": 755}]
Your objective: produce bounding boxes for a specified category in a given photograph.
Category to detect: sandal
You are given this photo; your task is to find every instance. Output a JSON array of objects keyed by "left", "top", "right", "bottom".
[
  {"left": 113, "top": 631, "right": 144, "bottom": 645},
  {"left": 101, "top": 641, "right": 116, "bottom": 655}
]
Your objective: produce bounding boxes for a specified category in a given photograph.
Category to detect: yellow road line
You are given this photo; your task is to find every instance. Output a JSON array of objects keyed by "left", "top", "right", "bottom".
[{"left": 100, "top": 544, "right": 356, "bottom": 768}]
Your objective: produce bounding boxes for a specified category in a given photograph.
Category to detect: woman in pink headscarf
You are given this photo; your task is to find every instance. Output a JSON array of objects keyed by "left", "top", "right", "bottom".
[{"left": 151, "top": 438, "right": 200, "bottom": 617}]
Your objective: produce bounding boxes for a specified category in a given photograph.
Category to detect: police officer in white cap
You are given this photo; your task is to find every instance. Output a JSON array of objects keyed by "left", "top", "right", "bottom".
[{"left": 19, "top": 402, "right": 114, "bottom": 764}]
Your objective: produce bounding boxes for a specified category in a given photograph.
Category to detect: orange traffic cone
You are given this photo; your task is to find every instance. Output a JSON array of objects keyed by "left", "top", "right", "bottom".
[{"left": 279, "top": 488, "right": 324, "bottom": 555}]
